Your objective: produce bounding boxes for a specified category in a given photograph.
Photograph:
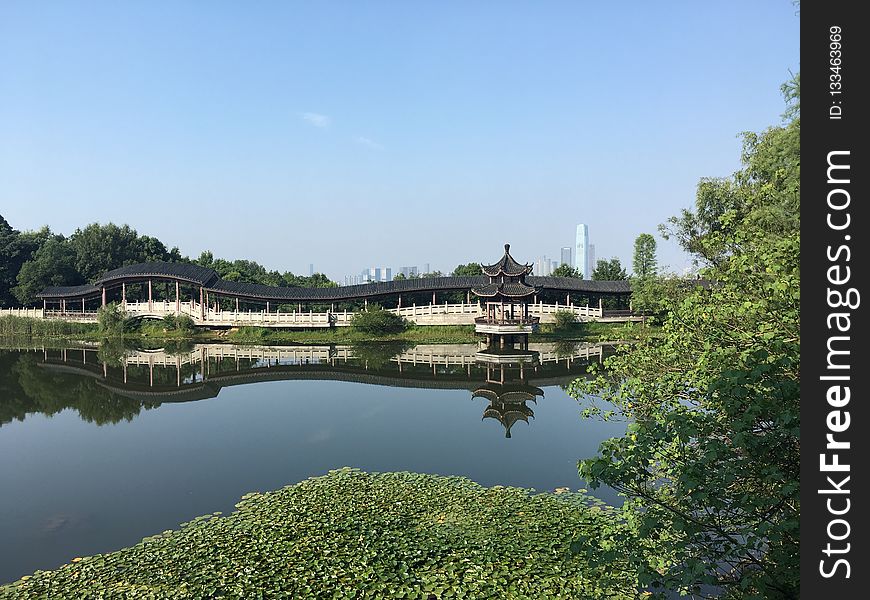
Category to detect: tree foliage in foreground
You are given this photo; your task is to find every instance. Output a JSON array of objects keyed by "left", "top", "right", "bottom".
[{"left": 571, "top": 79, "right": 800, "bottom": 598}]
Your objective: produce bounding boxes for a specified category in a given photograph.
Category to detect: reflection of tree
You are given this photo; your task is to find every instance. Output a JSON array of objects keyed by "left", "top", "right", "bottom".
[
  {"left": 96, "top": 338, "right": 128, "bottom": 365},
  {"left": 0, "top": 351, "right": 34, "bottom": 425},
  {"left": 350, "top": 341, "right": 415, "bottom": 369},
  {"left": 0, "top": 352, "right": 159, "bottom": 426},
  {"left": 160, "top": 339, "right": 197, "bottom": 356},
  {"left": 552, "top": 339, "right": 579, "bottom": 358}
]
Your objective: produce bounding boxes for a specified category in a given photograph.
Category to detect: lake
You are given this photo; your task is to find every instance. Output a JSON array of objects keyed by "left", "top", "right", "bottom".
[{"left": 0, "top": 341, "right": 624, "bottom": 584}]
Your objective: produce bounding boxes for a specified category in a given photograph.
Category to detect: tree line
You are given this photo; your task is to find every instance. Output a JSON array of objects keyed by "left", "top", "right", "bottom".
[{"left": 0, "top": 219, "right": 338, "bottom": 307}]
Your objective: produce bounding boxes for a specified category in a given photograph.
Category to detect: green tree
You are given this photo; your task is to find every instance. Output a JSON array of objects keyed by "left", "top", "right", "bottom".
[
  {"left": 571, "top": 82, "right": 800, "bottom": 598},
  {"left": 0, "top": 216, "right": 24, "bottom": 307},
  {"left": 632, "top": 234, "right": 657, "bottom": 278},
  {"left": 591, "top": 258, "right": 627, "bottom": 281},
  {"left": 68, "top": 223, "right": 174, "bottom": 282},
  {"left": 552, "top": 264, "right": 582, "bottom": 278},
  {"left": 13, "top": 236, "right": 81, "bottom": 305},
  {"left": 0, "top": 218, "right": 54, "bottom": 307},
  {"left": 451, "top": 263, "right": 482, "bottom": 277}
]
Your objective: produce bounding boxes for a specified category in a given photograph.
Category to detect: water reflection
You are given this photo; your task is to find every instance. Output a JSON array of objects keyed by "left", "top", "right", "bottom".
[
  {"left": 0, "top": 340, "right": 622, "bottom": 584},
  {"left": 1, "top": 341, "right": 606, "bottom": 436}
]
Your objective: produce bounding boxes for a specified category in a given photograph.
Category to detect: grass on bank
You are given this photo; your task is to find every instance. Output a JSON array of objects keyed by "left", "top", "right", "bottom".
[
  {"left": 1, "top": 469, "right": 637, "bottom": 599},
  {"left": 1, "top": 314, "right": 645, "bottom": 345},
  {"left": 0, "top": 315, "right": 97, "bottom": 337}
]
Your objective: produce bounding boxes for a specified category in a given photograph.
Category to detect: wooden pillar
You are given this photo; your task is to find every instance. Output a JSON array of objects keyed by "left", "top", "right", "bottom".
[
  {"left": 200, "top": 287, "right": 204, "bottom": 319},
  {"left": 236, "top": 297, "right": 240, "bottom": 312},
  {"left": 122, "top": 282, "right": 126, "bottom": 309},
  {"left": 82, "top": 298, "right": 85, "bottom": 313},
  {"left": 266, "top": 301, "right": 270, "bottom": 313},
  {"left": 598, "top": 297, "right": 603, "bottom": 313},
  {"left": 43, "top": 299, "right": 46, "bottom": 311},
  {"left": 364, "top": 299, "right": 368, "bottom": 310},
  {"left": 398, "top": 295, "right": 401, "bottom": 308},
  {"left": 61, "top": 298, "right": 66, "bottom": 313},
  {"left": 102, "top": 287, "right": 106, "bottom": 307},
  {"left": 148, "top": 279, "right": 153, "bottom": 310},
  {"left": 466, "top": 291, "right": 470, "bottom": 303},
  {"left": 176, "top": 281, "right": 180, "bottom": 313},
  {"left": 432, "top": 291, "right": 436, "bottom": 305}
]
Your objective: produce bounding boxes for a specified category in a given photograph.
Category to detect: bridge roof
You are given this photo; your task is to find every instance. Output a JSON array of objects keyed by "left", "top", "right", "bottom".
[
  {"left": 94, "top": 262, "right": 220, "bottom": 287},
  {"left": 209, "top": 276, "right": 489, "bottom": 301},
  {"left": 38, "top": 284, "right": 101, "bottom": 299}
]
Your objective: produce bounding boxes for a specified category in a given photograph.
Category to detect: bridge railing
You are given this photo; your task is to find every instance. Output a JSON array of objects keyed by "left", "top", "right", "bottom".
[
  {"left": 0, "top": 308, "right": 46, "bottom": 319},
  {"left": 528, "top": 303, "right": 603, "bottom": 319},
  {"left": 5, "top": 301, "right": 611, "bottom": 327}
]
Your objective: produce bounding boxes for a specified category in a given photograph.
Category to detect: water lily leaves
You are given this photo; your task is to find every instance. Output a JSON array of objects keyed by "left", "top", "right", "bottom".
[{"left": 1, "top": 470, "right": 635, "bottom": 598}]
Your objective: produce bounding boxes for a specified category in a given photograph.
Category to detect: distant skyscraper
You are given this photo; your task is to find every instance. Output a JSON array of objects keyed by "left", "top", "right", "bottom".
[
  {"left": 534, "top": 256, "right": 553, "bottom": 276},
  {"left": 588, "top": 244, "right": 596, "bottom": 276},
  {"left": 560, "top": 247, "right": 572, "bottom": 266},
  {"left": 575, "top": 224, "right": 589, "bottom": 279},
  {"left": 309, "top": 263, "right": 314, "bottom": 276},
  {"left": 551, "top": 259, "right": 559, "bottom": 274},
  {"left": 424, "top": 263, "right": 430, "bottom": 274}
]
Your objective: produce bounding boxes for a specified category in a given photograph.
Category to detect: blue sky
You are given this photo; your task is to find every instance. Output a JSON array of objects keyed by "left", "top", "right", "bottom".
[{"left": 1, "top": 1, "right": 799, "bottom": 280}]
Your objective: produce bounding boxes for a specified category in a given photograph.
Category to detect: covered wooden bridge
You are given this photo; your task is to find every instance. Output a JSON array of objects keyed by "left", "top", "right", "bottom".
[{"left": 30, "top": 255, "right": 637, "bottom": 328}]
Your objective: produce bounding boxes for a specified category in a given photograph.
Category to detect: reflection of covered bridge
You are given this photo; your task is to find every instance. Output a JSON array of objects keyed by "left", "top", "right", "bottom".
[{"left": 29, "top": 259, "right": 637, "bottom": 328}]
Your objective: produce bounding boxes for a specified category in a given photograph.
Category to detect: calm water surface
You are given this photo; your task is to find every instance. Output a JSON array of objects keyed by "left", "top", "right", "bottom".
[{"left": 0, "top": 341, "right": 624, "bottom": 583}]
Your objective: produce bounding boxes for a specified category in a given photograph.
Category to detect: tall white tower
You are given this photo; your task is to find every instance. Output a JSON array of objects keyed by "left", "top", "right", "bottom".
[{"left": 575, "top": 224, "right": 589, "bottom": 279}]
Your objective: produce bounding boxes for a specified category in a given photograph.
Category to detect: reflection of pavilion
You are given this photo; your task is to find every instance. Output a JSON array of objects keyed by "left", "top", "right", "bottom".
[
  {"left": 473, "top": 350, "right": 543, "bottom": 438},
  {"left": 473, "top": 382, "right": 544, "bottom": 438}
]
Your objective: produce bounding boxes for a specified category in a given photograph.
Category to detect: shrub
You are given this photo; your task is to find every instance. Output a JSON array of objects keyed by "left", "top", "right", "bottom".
[
  {"left": 97, "top": 303, "right": 128, "bottom": 335},
  {"left": 552, "top": 309, "right": 577, "bottom": 331},
  {"left": 350, "top": 306, "right": 409, "bottom": 335},
  {"left": 162, "top": 313, "right": 196, "bottom": 333}
]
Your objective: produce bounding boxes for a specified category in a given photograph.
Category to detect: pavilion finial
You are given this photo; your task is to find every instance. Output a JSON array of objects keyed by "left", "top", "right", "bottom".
[{"left": 504, "top": 243, "right": 510, "bottom": 254}]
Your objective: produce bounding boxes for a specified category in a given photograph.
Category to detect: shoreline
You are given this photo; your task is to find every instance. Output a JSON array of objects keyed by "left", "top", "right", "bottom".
[{"left": 0, "top": 316, "right": 645, "bottom": 346}]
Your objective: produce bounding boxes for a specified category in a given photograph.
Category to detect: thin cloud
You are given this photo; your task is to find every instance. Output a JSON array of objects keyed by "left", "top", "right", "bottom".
[
  {"left": 301, "top": 112, "right": 331, "bottom": 128},
  {"left": 354, "top": 136, "right": 384, "bottom": 150}
]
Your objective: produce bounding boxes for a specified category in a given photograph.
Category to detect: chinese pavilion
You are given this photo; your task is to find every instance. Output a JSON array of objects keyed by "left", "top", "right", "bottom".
[{"left": 471, "top": 244, "right": 541, "bottom": 348}]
